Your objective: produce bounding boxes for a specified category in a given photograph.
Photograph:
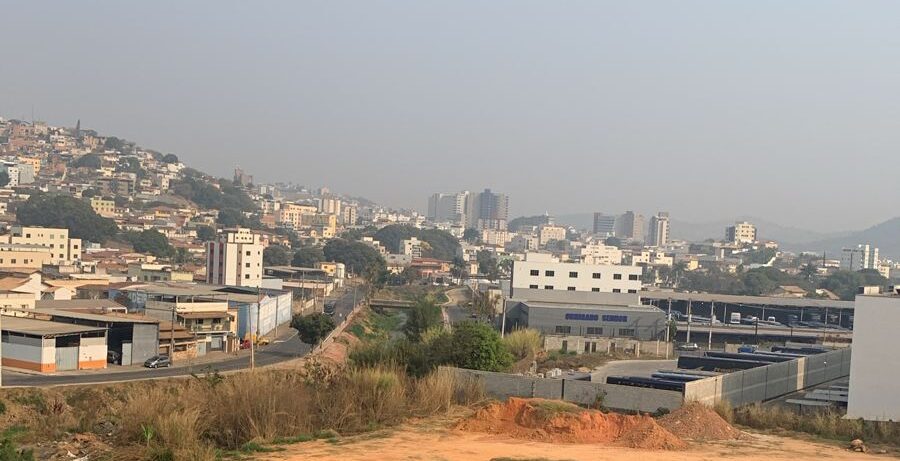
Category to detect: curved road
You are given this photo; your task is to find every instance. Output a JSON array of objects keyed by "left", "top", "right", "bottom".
[{"left": 2, "top": 288, "right": 359, "bottom": 387}]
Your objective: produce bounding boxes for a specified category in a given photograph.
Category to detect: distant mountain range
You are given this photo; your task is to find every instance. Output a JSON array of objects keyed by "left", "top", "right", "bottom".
[{"left": 554, "top": 213, "right": 900, "bottom": 259}]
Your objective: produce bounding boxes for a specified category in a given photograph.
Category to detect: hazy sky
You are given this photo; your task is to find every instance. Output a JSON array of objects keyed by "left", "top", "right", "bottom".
[{"left": 2, "top": 1, "right": 899, "bottom": 231}]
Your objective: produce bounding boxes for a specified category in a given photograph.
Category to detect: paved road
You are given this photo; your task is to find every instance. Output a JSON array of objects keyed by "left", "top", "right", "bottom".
[{"left": 2, "top": 288, "right": 360, "bottom": 387}]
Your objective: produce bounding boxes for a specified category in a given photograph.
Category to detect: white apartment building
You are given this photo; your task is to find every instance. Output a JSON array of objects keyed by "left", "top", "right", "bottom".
[
  {"left": 399, "top": 237, "right": 424, "bottom": 259},
  {"left": 726, "top": 221, "right": 757, "bottom": 244},
  {"left": 648, "top": 212, "right": 670, "bottom": 247},
  {"left": 579, "top": 243, "right": 623, "bottom": 265},
  {"left": 481, "top": 229, "right": 510, "bottom": 247},
  {"left": 5, "top": 226, "right": 82, "bottom": 264},
  {"left": 361, "top": 236, "right": 387, "bottom": 256},
  {"left": 206, "top": 228, "right": 263, "bottom": 287},
  {"left": 840, "top": 244, "right": 879, "bottom": 272},
  {"left": 538, "top": 225, "right": 567, "bottom": 246},
  {"left": 511, "top": 252, "right": 642, "bottom": 296},
  {"left": 319, "top": 196, "right": 342, "bottom": 216},
  {"left": 848, "top": 292, "right": 900, "bottom": 421}
]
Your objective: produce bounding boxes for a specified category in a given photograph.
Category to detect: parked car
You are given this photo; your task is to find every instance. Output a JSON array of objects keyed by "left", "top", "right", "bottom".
[
  {"left": 676, "top": 342, "right": 701, "bottom": 352},
  {"left": 144, "top": 355, "right": 171, "bottom": 368},
  {"left": 107, "top": 350, "right": 121, "bottom": 365},
  {"left": 737, "top": 344, "right": 758, "bottom": 353}
]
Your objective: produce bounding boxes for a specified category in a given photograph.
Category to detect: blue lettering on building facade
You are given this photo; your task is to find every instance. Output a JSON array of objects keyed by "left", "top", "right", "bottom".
[{"left": 564, "top": 313, "right": 628, "bottom": 322}]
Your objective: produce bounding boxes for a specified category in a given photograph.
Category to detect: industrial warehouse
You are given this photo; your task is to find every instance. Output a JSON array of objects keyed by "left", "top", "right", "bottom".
[
  {"left": 503, "top": 289, "right": 667, "bottom": 341},
  {"left": 1, "top": 316, "right": 107, "bottom": 372}
]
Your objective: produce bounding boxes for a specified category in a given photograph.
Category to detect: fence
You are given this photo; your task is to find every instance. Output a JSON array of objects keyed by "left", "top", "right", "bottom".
[
  {"left": 445, "top": 367, "right": 683, "bottom": 414},
  {"left": 683, "top": 348, "right": 851, "bottom": 406}
]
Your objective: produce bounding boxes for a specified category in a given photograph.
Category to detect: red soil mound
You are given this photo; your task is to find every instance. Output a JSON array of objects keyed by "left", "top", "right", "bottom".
[
  {"left": 457, "top": 398, "right": 686, "bottom": 450},
  {"left": 658, "top": 402, "right": 743, "bottom": 441}
]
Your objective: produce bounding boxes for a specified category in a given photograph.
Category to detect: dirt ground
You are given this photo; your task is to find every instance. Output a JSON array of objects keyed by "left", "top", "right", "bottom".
[{"left": 259, "top": 419, "right": 890, "bottom": 461}]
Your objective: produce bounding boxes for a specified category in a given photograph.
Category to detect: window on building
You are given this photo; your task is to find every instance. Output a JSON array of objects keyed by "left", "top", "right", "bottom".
[
  {"left": 245, "top": 263, "right": 251, "bottom": 268},
  {"left": 613, "top": 274, "right": 622, "bottom": 280},
  {"left": 545, "top": 270, "right": 555, "bottom": 276},
  {"left": 25, "top": 234, "right": 30, "bottom": 238},
  {"left": 245, "top": 274, "right": 250, "bottom": 279},
  {"left": 530, "top": 269, "right": 539, "bottom": 276},
  {"left": 213, "top": 318, "right": 222, "bottom": 324},
  {"left": 569, "top": 271, "right": 578, "bottom": 278},
  {"left": 592, "top": 272, "right": 601, "bottom": 279},
  {"left": 555, "top": 326, "right": 571, "bottom": 334},
  {"left": 544, "top": 285, "right": 554, "bottom": 290},
  {"left": 629, "top": 274, "right": 640, "bottom": 281},
  {"left": 529, "top": 284, "right": 539, "bottom": 289},
  {"left": 586, "top": 327, "right": 603, "bottom": 335},
  {"left": 618, "top": 328, "right": 636, "bottom": 337},
  {"left": 567, "top": 286, "right": 576, "bottom": 291},
  {"left": 628, "top": 289, "right": 637, "bottom": 294},
  {"left": 246, "top": 251, "right": 251, "bottom": 256},
  {"left": 196, "top": 319, "right": 204, "bottom": 325},
  {"left": 591, "top": 287, "right": 600, "bottom": 292},
  {"left": 612, "top": 288, "right": 621, "bottom": 293},
  {"left": 10, "top": 259, "right": 15, "bottom": 264}
]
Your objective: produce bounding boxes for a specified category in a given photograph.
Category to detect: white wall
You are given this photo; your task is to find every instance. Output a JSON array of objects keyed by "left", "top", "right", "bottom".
[
  {"left": 78, "top": 336, "right": 107, "bottom": 365},
  {"left": 847, "top": 295, "right": 900, "bottom": 421}
]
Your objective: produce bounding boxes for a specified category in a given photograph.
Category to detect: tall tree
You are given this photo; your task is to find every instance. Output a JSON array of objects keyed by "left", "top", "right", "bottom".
[
  {"left": 263, "top": 245, "right": 291, "bottom": 266},
  {"left": 16, "top": 193, "right": 119, "bottom": 243}
]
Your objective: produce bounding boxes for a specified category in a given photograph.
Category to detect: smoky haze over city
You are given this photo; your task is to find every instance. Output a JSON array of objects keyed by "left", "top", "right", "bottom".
[{"left": 2, "top": 2, "right": 900, "bottom": 231}]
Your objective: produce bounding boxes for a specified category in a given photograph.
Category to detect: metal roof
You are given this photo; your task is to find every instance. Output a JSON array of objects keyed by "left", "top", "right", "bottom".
[
  {"left": 36, "top": 308, "right": 159, "bottom": 324},
  {"left": 639, "top": 290, "right": 854, "bottom": 309},
  {"left": 36, "top": 299, "right": 127, "bottom": 310},
  {"left": 521, "top": 300, "right": 663, "bottom": 313},
  {"left": 2, "top": 316, "right": 107, "bottom": 337},
  {"left": 178, "top": 311, "right": 230, "bottom": 319}
]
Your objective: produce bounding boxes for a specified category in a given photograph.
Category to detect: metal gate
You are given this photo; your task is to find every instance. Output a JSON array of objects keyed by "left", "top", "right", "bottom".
[
  {"left": 55, "top": 347, "right": 79, "bottom": 371},
  {"left": 196, "top": 341, "right": 207, "bottom": 357},
  {"left": 210, "top": 336, "right": 223, "bottom": 351},
  {"left": 122, "top": 342, "right": 133, "bottom": 366}
]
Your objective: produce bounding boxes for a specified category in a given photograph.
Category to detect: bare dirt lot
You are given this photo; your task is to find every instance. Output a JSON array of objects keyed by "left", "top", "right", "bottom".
[{"left": 259, "top": 416, "right": 890, "bottom": 461}]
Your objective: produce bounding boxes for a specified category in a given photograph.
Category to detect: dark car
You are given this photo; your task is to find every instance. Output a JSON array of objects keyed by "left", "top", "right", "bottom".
[
  {"left": 107, "top": 350, "right": 121, "bottom": 365},
  {"left": 144, "top": 355, "right": 171, "bottom": 368}
]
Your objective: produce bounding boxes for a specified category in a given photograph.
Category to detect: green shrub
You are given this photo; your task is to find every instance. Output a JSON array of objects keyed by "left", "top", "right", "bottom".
[{"left": 502, "top": 329, "right": 542, "bottom": 360}]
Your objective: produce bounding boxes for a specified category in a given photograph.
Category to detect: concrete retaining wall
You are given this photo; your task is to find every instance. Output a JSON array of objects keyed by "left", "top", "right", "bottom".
[
  {"left": 683, "top": 348, "right": 851, "bottom": 407},
  {"left": 544, "top": 335, "right": 674, "bottom": 357},
  {"left": 447, "top": 367, "right": 683, "bottom": 413}
]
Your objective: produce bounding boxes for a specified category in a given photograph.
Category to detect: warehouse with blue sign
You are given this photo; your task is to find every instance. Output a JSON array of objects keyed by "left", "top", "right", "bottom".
[{"left": 504, "top": 289, "right": 666, "bottom": 340}]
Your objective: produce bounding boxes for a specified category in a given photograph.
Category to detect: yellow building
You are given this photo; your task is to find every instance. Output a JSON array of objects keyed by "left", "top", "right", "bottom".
[
  {"left": 0, "top": 243, "right": 52, "bottom": 270},
  {"left": 18, "top": 157, "right": 41, "bottom": 176},
  {"left": 90, "top": 197, "right": 117, "bottom": 217},
  {"left": 4, "top": 226, "right": 82, "bottom": 264},
  {"left": 302, "top": 213, "right": 337, "bottom": 238},
  {"left": 276, "top": 203, "right": 318, "bottom": 229}
]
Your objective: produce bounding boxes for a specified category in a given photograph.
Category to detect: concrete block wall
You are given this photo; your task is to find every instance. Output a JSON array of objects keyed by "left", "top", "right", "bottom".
[
  {"left": 684, "top": 348, "right": 851, "bottom": 407},
  {"left": 448, "top": 367, "right": 682, "bottom": 413}
]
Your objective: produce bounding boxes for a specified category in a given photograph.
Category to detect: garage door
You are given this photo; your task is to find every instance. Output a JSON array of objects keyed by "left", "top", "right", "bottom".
[
  {"left": 55, "top": 347, "right": 79, "bottom": 371},
  {"left": 210, "top": 335, "right": 223, "bottom": 351}
]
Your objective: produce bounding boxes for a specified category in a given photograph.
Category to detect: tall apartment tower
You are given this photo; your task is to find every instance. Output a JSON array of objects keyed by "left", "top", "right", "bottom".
[
  {"left": 648, "top": 212, "right": 670, "bottom": 247},
  {"left": 467, "top": 189, "right": 509, "bottom": 230},
  {"left": 593, "top": 213, "right": 616, "bottom": 236},
  {"left": 206, "top": 228, "right": 264, "bottom": 287},
  {"left": 427, "top": 191, "right": 469, "bottom": 226},
  {"left": 841, "top": 244, "right": 879, "bottom": 271},
  {"left": 616, "top": 211, "right": 645, "bottom": 242},
  {"left": 726, "top": 221, "right": 757, "bottom": 244}
]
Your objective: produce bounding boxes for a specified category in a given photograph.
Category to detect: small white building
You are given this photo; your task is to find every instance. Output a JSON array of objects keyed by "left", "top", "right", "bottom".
[{"left": 511, "top": 252, "right": 642, "bottom": 296}]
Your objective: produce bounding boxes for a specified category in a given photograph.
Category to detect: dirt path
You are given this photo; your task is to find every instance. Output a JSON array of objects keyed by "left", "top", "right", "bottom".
[{"left": 259, "top": 422, "right": 880, "bottom": 461}]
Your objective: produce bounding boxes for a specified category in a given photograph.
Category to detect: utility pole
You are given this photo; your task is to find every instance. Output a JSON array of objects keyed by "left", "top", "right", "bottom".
[
  {"left": 686, "top": 299, "right": 692, "bottom": 343},
  {"left": 665, "top": 298, "right": 672, "bottom": 359},
  {"left": 170, "top": 303, "right": 176, "bottom": 363},
  {"left": 708, "top": 301, "right": 715, "bottom": 351}
]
